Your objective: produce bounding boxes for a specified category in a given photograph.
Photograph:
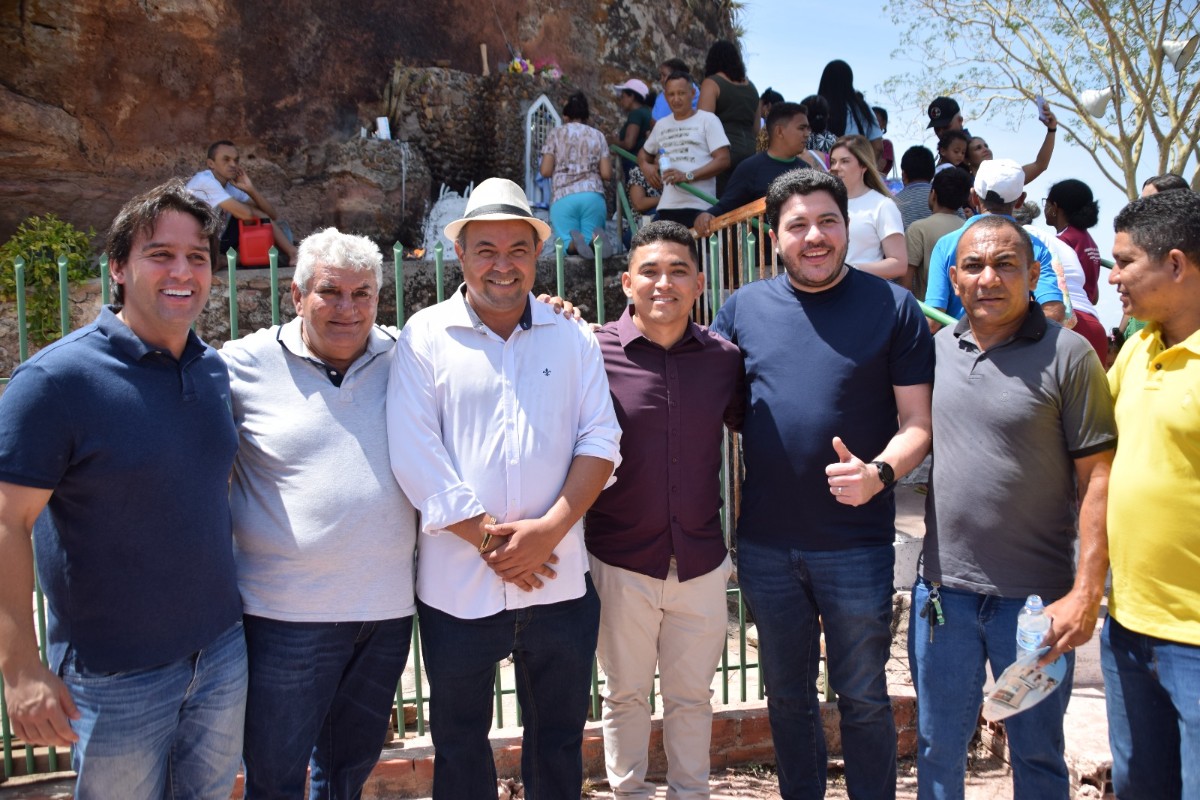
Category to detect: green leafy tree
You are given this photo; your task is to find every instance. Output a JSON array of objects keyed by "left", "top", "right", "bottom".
[
  {"left": 0, "top": 214, "right": 97, "bottom": 344},
  {"left": 884, "top": 0, "right": 1200, "bottom": 198}
]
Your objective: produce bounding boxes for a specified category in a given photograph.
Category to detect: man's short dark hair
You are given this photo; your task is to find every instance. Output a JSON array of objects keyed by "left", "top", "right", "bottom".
[
  {"left": 766, "top": 102, "right": 808, "bottom": 141},
  {"left": 206, "top": 140, "right": 236, "bottom": 161},
  {"left": 1114, "top": 189, "right": 1200, "bottom": 264},
  {"left": 765, "top": 169, "right": 848, "bottom": 233},
  {"left": 661, "top": 58, "right": 690, "bottom": 76},
  {"left": 628, "top": 221, "right": 697, "bottom": 269},
  {"left": 1141, "top": 173, "right": 1190, "bottom": 194},
  {"left": 979, "top": 193, "right": 1016, "bottom": 215},
  {"left": 665, "top": 71, "right": 692, "bottom": 88},
  {"left": 931, "top": 167, "right": 971, "bottom": 210},
  {"left": 959, "top": 214, "right": 1035, "bottom": 263},
  {"left": 900, "top": 146, "right": 935, "bottom": 181},
  {"left": 105, "top": 179, "right": 221, "bottom": 305}
]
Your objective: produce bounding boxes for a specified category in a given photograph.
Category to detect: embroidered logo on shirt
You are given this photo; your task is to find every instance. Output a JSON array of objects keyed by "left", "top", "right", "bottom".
[{"left": 542, "top": 368, "right": 552, "bottom": 376}]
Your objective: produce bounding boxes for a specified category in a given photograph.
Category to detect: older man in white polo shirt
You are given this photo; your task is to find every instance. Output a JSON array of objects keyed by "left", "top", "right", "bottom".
[{"left": 386, "top": 178, "right": 621, "bottom": 800}]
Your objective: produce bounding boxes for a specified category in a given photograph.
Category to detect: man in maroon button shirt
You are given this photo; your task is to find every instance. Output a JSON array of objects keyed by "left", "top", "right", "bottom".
[{"left": 586, "top": 220, "right": 745, "bottom": 798}]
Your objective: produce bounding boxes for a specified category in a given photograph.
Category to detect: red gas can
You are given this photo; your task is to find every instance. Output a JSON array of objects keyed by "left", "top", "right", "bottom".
[{"left": 237, "top": 218, "right": 275, "bottom": 267}]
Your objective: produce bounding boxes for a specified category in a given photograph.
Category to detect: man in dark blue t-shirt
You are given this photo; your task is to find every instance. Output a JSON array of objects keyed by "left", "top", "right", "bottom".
[
  {"left": 693, "top": 101, "right": 813, "bottom": 237},
  {"left": 0, "top": 181, "right": 245, "bottom": 799},
  {"left": 712, "top": 169, "right": 933, "bottom": 800}
]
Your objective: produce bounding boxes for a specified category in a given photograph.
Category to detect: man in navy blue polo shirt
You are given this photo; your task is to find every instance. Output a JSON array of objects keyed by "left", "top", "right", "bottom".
[
  {"left": 712, "top": 169, "right": 933, "bottom": 800},
  {"left": 0, "top": 180, "right": 246, "bottom": 799}
]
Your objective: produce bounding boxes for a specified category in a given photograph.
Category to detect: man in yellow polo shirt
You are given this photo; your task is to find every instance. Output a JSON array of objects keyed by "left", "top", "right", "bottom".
[{"left": 1104, "top": 188, "right": 1200, "bottom": 800}]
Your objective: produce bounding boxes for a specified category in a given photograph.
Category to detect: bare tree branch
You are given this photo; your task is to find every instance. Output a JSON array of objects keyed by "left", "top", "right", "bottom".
[{"left": 887, "top": 0, "right": 1200, "bottom": 199}]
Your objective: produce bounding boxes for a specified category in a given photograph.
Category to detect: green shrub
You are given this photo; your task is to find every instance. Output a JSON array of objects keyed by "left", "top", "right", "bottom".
[{"left": 0, "top": 214, "right": 97, "bottom": 344}]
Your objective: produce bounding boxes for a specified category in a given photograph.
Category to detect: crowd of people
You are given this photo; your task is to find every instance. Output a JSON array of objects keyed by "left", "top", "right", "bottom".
[{"left": 0, "top": 39, "right": 1197, "bottom": 800}]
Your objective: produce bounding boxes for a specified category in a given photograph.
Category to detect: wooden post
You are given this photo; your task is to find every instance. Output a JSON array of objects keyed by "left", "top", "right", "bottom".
[{"left": 480, "top": 44, "right": 489, "bottom": 76}]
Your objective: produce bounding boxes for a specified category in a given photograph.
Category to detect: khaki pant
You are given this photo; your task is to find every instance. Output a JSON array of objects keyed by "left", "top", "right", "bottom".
[{"left": 590, "top": 554, "right": 733, "bottom": 799}]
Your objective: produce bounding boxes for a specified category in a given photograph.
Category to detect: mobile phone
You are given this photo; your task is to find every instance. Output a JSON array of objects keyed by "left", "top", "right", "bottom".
[{"left": 1034, "top": 95, "right": 1050, "bottom": 124}]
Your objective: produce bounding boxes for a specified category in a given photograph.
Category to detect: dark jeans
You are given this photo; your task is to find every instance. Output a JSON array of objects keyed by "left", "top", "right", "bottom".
[
  {"left": 1102, "top": 616, "right": 1200, "bottom": 800},
  {"left": 241, "top": 615, "right": 413, "bottom": 800},
  {"left": 909, "top": 579, "right": 1073, "bottom": 799},
  {"left": 737, "top": 537, "right": 897, "bottom": 800},
  {"left": 417, "top": 575, "right": 601, "bottom": 800}
]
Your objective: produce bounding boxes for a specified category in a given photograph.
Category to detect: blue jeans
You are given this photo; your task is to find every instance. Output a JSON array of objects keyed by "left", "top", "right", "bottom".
[
  {"left": 241, "top": 615, "right": 414, "bottom": 800},
  {"left": 737, "top": 538, "right": 896, "bottom": 800},
  {"left": 1102, "top": 616, "right": 1200, "bottom": 800},
  {"left": 61, "top": 621, "right": 247, "bottom": 800},
  {"left": 416, "top": 575, "right": 601, "bottom": 800},
  {"left": 908, "top": 579, "right": 1074, "bottom": 800}
]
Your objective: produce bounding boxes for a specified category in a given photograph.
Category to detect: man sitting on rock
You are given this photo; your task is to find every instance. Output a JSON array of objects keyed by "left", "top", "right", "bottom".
[{"left": 186, "top": 140, "right": 298, "bottom": 265}]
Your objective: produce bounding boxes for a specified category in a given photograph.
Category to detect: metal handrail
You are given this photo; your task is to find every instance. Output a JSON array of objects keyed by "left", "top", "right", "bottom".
[{"left": 608, "top": 145, "right": 718, "bottom": 206}]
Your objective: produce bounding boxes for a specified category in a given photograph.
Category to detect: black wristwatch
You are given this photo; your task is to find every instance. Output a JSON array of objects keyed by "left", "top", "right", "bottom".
[{"left": 872, "top": 461, "right": 895, "bottom": 487}]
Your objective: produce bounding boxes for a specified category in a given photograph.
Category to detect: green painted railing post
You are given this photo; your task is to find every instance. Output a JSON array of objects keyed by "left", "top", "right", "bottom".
[
  {"left": 613, "top": 171, "right": 638, "bottom": 233},
  {"left": 57, "top": 255, "right": 69, "bottom": 338},
  {"left": 493, "top": 665, "right": 504, "bottom": 727},
  {"left": 99, "top": 254, "right": 110, "bottom": 306},
  {"left": 919, "top": 302, "right": 956, "bottom": 327},
  {"left": 268, "top": 248, "right": 280, "bottom": 326},
  {"left": 433, "top": 242, "right": 445, "bottom": 303},
  {"left": 594, "top": 235, "right": 605, "bottom": 324},
  {"left": 226, "top": 249, "right": 239, "bottom": 340},
  {"left": 1, "top": 679, "right": 12, "bottom": 778},
  {"left": 393, "top": 243, "right": 405, "bottom": 328},
  {"left": 738, "top": 592, "right": 749, "bottom": 702},
  {"left": 709, "top": 235, "right": 720, "bottom": 316},
  {"left": 410, "top": 619, "right": 424, "bottom": 735},
  {"left": 744, "top": 229, "right": 756, "bottom": 285},
  {"left": 555, "top": 238, "right": 565, "bottom": 299},
  {"left": 721, "top": 588, "right": 732, "bottom": 705},
  {"left": 31, "top": 573, "right": 59, "bottom": 771},
  {"left": 591, "top": 659, "right": 602, "bottom": 721},
  {"left": 14, "top": 258, "right": 28, "bottom": 363}
]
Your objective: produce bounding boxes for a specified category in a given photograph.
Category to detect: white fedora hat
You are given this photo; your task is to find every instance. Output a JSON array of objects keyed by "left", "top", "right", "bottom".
[{"left": 443, "top": 177, "right": 552, "bottom": 242}]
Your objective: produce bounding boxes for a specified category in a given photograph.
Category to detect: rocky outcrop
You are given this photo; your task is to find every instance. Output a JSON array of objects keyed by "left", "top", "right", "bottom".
[{"left": 0, "top": 0, "right": 730, "bottom": 249}]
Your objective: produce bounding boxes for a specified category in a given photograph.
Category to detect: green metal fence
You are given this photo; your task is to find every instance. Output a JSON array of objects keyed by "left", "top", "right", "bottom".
[
  {"left": 0, "top": 240, "right": 775, "bottom": 781},
  {"left": 3, "top": 171, "right": 1093, "bottom": 776}
]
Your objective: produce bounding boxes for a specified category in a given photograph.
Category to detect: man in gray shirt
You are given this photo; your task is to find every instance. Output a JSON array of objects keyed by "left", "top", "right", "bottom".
[
  {"left": 222, "top": 227, "right": 417, "bottom": 798},
  {"left": 910, "top": 215, "right": 1115, "bottom": 799}
]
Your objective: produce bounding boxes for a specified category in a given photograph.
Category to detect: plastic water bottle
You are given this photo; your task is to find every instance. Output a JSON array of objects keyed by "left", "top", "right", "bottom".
[
  {"left": 1016, "top": 594, "right": 1050, "bottom": 652},
  {"left": 658, "top": 148, "right": 672, "bottom": 172}
]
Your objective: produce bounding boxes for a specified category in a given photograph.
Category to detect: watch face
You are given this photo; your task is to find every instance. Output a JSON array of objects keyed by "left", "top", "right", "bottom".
[{"left": 874, "top": 461, "right": 895, "bottom": 485}]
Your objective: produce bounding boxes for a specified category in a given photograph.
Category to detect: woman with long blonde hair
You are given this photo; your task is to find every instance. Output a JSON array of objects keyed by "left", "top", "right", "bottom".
[{"left": 829, "top": 135, "right": 906, "bottom": 281}]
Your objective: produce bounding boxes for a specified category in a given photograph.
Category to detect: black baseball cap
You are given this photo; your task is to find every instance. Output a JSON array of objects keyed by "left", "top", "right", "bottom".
[{"left": 927, "top": 97, "right": 961, "bottom": 129}]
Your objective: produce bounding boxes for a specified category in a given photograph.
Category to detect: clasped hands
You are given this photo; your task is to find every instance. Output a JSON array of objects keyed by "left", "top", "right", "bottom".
[{"left": 469, "top": 513, "right": 560, "bottom": 592}]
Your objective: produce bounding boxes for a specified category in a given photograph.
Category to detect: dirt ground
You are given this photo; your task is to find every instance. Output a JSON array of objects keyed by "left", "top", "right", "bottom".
[{"left": 578, "top": 748, "right": 1019, "bottom": 799}]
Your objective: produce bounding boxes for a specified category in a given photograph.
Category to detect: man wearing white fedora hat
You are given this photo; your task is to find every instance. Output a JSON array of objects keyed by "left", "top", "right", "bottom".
[{"left": 386, "top": 177, "right": 622, "bottom": 799}]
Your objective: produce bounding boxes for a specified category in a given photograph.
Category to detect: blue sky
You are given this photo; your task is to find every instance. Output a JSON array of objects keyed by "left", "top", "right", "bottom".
[{"left": 739, "top": 0, "right": 1140, "bottom": 328}]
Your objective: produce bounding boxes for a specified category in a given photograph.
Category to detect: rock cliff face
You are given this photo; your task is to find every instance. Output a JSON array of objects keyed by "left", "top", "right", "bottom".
[{"left": 0, "top": 0, "right": 731, "bottom": 247}]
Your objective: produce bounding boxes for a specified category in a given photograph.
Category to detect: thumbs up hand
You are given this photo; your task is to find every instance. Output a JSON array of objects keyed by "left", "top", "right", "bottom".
[{"left": 825, "top": 436, "right": 881, "bottom": 506}]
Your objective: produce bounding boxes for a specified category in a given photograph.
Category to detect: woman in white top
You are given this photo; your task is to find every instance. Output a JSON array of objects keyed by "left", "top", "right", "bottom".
[{"left": 828, "top": 135, "right": 906, "bottom": 281}]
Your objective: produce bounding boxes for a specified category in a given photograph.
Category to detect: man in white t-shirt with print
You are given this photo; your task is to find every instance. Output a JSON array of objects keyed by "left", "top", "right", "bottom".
[
  {"left": 186, "top": 140, "right": 299, "bottom": 264},
  {"left": 638, "top": 72, "right": 730, "bottom": 230}
]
